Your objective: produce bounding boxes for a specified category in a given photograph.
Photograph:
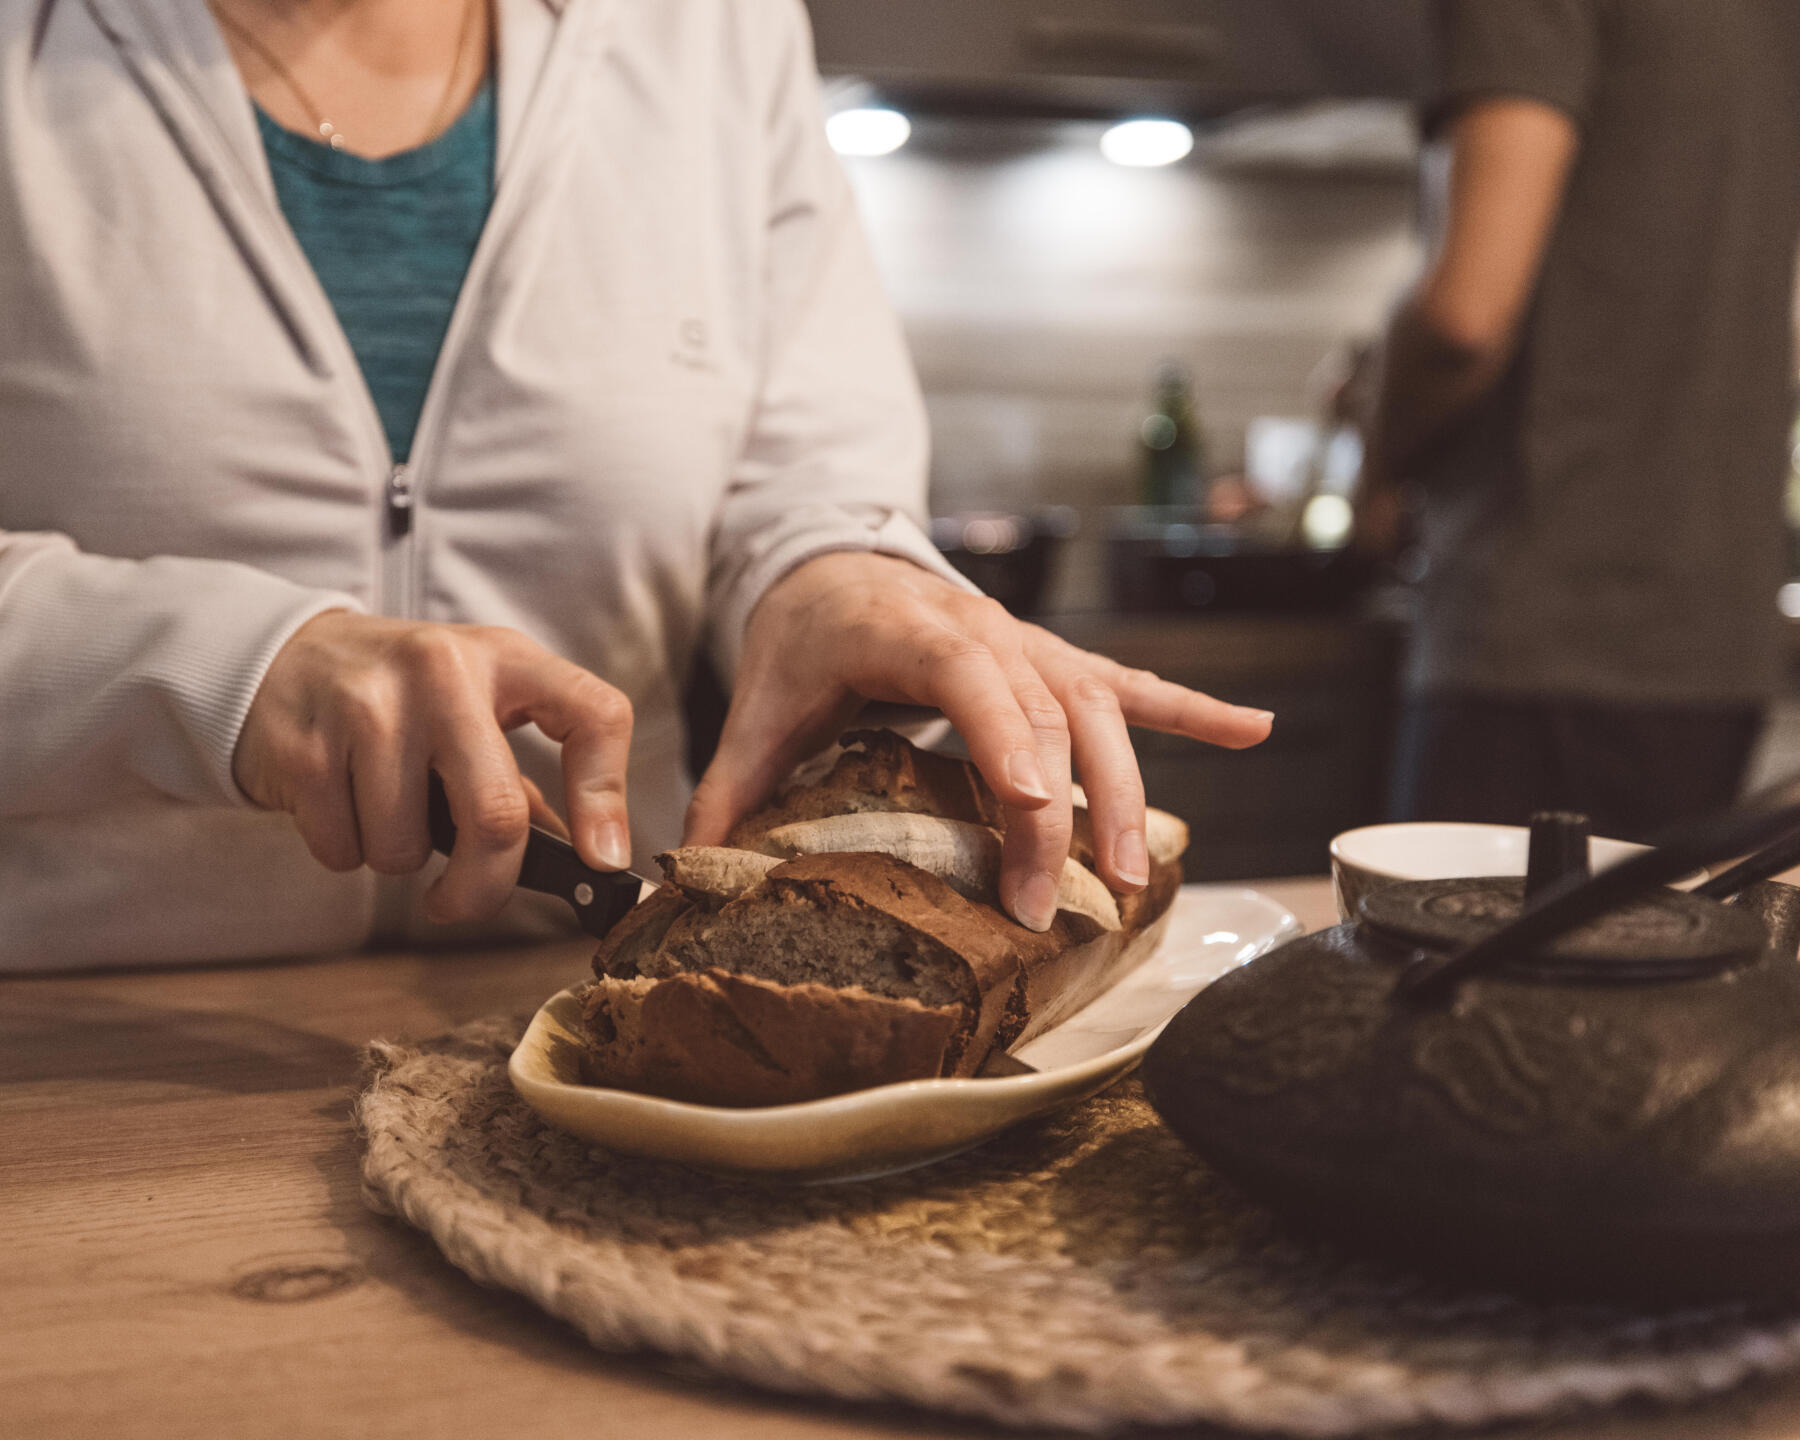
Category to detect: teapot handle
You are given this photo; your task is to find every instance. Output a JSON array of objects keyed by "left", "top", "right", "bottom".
[
  {"left": 1398, "top": 785, "right": 1800, "bottom": 1003},
  {"left": 1694, "top": 825, "right": 1800, "bottom": 901}
]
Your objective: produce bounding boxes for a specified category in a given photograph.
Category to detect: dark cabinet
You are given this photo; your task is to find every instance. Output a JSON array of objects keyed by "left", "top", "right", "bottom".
[{"left": 1048, "top": 612, "right": 1403, "bottom": 879}]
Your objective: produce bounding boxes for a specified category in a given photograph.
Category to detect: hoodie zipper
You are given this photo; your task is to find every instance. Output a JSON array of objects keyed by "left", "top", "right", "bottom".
[
  {"left": 373, "top": 0, "right": 603, "bottom": 585},
  {"left": 380, "top": 462, "right": 415, "bottom": 629},
  {"left": 100, "top": 0, "right": 609, "bottom": 936},
  {"left": 386, "top": 463, "right": 414, "bottom": 538},
  {"left": 97, "top": 0, "right": 600, "bottom": 613}
]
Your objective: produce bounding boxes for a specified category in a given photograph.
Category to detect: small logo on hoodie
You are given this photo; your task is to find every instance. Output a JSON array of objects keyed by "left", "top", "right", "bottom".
[{"left": 671, "top": 318, "right": 712, "bottom": 371}]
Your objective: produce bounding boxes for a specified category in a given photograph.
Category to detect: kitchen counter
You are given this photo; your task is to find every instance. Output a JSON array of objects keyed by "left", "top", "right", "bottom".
[{"left": 9, "top": 882, "right": 1800, "bottom": 1440}]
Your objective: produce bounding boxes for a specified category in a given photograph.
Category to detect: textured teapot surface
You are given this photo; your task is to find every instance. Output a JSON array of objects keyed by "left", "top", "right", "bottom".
[
  {"left": 1360, "top": 876, "right": 1766, "bottom": 978},
  {"left": 1144, "top": 876, "right": 1800, "bottom": 1303}
]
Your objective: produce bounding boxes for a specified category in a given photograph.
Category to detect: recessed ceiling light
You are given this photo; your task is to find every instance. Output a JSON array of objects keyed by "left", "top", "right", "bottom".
[
  {"left": 826, "top": 107, "right": 912, "bottom": 158},
  {"left": 1100, "top": 118, "right": 1194, "bottom": 168}
]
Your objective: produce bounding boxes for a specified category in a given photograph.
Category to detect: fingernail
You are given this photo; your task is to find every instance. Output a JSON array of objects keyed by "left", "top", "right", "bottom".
[
  {"left": 1114, "top": 829, "right": 1149, "bottom": 888},
  {"left": 1007, "top": 749, "right": 1053, "bottom": 802},
  {"left": 1010, "top": 870, "right": 1059, "bottom": 933},
  {"left": 594, "top": 822, "right": 632, "bottom": 871},
  {"left": 1244, "top": 709, "right": 1275, "bottom": 724}
]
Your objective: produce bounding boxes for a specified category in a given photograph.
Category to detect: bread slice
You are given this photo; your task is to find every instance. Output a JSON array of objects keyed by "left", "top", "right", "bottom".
[
  {"left": 1066, "top": 794, "right": 1189, "bottom": 874},
  {"left": 758, "top": 813, "right": 1121, "bottom": 931},
  {"left": 654, "top": 846, "right": 782, "bottom": 908},
  {"left": 580, "top": 970, "right": 961, "bottom": 1108},
  {"left": 580, "top": 730, "right": 1186, "bottom": 1106},
  {"left": 727, "top": 729, "right": 1002, "bottom": 849},
  {"left": 586, "top": 851, "right": 1059, "bottom": 1085}
]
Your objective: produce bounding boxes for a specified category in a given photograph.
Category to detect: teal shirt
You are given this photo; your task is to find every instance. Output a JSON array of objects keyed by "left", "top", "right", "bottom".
[{"left": 257, "top": 80, "right": 496, "bottom": 463}]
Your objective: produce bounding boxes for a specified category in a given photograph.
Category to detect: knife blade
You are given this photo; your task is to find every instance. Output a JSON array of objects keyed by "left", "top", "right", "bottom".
[
  {"left": 425, "top": 771, "right": 650, "bottom": 941},
  {"left": 974, "top": 1049, "right": 1038, "bottom": 1078}
]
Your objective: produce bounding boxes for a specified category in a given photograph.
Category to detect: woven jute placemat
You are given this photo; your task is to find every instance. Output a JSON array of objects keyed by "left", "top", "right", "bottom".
[{"left": 357, "top": 1016, "right": 1800, "bottom": 1436}]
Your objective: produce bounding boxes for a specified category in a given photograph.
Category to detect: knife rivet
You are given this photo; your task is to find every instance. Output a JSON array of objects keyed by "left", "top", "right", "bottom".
[{"left": 574, "top": 883, "right": 595, "bottom": 907}]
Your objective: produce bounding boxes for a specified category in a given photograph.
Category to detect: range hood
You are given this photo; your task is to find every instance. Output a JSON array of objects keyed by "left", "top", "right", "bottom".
[{"left": 804, "top": 0, "right": 1429, "bottom": 118}]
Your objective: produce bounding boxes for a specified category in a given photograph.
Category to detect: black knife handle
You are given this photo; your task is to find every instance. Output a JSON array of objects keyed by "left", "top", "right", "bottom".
[
  {"left": 425, "top": 770, "right": 460, "bottom": 857},
  {"left": 425, "top": 771, "right": 641, "bottom": 939}
]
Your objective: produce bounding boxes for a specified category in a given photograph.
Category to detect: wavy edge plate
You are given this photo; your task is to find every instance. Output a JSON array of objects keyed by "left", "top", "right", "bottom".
[{"left": 508, "top": 884, "right": 1300, "bottom": 1183}]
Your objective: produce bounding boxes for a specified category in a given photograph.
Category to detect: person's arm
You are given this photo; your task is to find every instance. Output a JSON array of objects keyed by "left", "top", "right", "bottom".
[
  {"left": 685, "top": 0, "right": 1272, "bottom": 931},
  {"left": 0, "top": 530, "right": 632, "bottom": 925},
  {"left": 1357, "top": 98, "right": 1580, "bottom": 553},
  {"left": 693, "top": 1, "right": 964, "bottom": 690},
  {"left": 0, "top": 530, "right": 359, "bottom": 815},
  {"left": 1363, "top": 97, "right": 1581, "bottom": 500}
]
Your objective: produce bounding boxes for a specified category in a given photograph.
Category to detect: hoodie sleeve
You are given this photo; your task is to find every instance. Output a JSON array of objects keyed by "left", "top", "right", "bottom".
[
  {"left": 0, "top": 529, "right": 361, "bottom": 815},
  {"left": 701, "top": 0, "right": 973, "bottom": 689}
]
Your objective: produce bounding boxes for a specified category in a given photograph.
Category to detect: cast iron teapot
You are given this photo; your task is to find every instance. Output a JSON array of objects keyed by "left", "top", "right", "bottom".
[{"left": 1144, "top": 801, "right": 1800, "bottom": 1303}]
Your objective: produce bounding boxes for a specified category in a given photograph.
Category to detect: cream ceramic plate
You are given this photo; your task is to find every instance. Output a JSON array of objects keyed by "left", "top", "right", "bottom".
[{"left": 508, "top": 883, "right": 1301, "bottom": 1183}]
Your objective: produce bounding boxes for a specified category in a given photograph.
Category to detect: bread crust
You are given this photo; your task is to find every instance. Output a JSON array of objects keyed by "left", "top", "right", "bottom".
[
  {"left": 580, "top": 970, "right": 961, "bottom": 1108},
  {"left": 1014, "top": 852, "right": 1182, "bottom": 1046},
  {"left": 727, "top": 729, "right": 1001, "bottom": 848},
  {"left": 591, "top": 884, "right": 688, "bottom": 979}
]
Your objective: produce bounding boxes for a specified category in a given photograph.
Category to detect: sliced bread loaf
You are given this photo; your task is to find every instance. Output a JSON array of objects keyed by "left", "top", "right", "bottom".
[{"left": 580, "top": 730, "right": 1185, "bottom": 1106}]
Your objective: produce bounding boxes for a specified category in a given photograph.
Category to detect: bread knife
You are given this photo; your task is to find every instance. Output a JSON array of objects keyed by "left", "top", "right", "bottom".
[{"left": 425, "top": 772, "right": 650, "bottom": 941}]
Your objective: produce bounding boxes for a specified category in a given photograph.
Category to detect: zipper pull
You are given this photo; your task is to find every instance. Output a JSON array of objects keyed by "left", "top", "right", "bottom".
[{"left": 386, "top": 463, "right": 414, "bottom": 537}]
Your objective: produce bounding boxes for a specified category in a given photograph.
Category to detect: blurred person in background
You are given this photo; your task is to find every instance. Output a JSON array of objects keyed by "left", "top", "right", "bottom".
[{"left": 1359, "top": 0, "right": 1800, "bottom": 839}]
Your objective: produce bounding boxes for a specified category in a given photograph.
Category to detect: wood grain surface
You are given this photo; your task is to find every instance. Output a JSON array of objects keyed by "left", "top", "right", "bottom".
[{"left": 7, "top": 878, "right": 1800, "bottom": 1440}]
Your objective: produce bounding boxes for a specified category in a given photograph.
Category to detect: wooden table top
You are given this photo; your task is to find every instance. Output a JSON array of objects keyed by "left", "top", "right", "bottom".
[{"left": 8, "top": 876, "right": 1800, "bottom": 1440}]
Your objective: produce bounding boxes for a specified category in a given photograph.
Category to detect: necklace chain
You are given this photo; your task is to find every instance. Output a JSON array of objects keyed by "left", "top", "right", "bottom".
[{"left": 208, "top": 0, "right": 482, "bottom": 154}]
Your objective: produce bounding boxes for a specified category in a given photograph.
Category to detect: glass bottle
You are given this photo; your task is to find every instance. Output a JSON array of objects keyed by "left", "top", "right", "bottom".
[{"left": 1139, "top": 360, "right": 1206, "bottom": 511}]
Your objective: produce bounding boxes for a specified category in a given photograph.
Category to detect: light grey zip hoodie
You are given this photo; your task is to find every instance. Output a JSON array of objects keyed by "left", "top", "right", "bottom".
[{"left": 0, "top": 0, "right": 959, "bottom": 969}]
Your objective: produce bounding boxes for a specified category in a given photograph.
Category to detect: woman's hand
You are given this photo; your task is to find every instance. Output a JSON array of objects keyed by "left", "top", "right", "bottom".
[
  {"left": 234, "top": 611, "right": 634, "bottom": 923},
  {"left": 684, "top": 553, "right": 1273, "bottom": 931}
]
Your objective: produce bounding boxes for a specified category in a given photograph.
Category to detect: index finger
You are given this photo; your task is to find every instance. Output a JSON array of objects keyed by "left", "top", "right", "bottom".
[
  {"left": 494, "top": 642, "right": 636, "bottom": 872},
  {"left": 424, "top": 717, "right": 532, "bottom": 925},
  {"left": 1117, "top": 670, "right": 1273, "bottom": 748},
  {"left": 1022, "top": 631, "right": 1273, "bottom": 749},
  {"left": 846, "top": 621, "right": 1059, "bottom": 813}
]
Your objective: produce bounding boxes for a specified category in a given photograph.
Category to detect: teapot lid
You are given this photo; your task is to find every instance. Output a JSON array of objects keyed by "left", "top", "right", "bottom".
[
  {"left": 1395, "top": 800, "right": 1800, "bottom": 1001},
  {"left": 1358, "top": 876, "right": 1765, "bottom": 981}
]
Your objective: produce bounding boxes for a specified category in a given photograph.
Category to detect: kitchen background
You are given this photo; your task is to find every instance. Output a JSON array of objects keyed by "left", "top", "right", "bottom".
[
  {"left": 799, "top": 0, "right": 1800, "bottom": 879},
  {"left": 843, "top": 102, "right": 1416, "bottom": 608}
]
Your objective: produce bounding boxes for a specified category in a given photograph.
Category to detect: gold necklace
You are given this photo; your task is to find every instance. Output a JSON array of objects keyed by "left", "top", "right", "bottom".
[{"left": 209, "top": 0, "right": 482, "bottom": 154}]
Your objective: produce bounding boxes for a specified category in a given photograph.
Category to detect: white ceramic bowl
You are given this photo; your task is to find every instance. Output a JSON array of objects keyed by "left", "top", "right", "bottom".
[{"left": 1328, "top": 821, "right": 1697, "bottom": 923}]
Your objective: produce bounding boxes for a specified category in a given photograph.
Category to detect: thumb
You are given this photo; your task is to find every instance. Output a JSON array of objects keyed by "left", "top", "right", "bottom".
[
  {"left": 683, "top": 731, "right": 787, "bottom": 849},
  {"left": 683, "top": 690, "right": 861, "bottom": 847}
]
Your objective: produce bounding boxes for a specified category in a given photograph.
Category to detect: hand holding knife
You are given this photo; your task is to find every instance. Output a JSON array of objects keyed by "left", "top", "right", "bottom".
[{"left": 426, "top": 772, "right": 649, "bottom": 941}]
